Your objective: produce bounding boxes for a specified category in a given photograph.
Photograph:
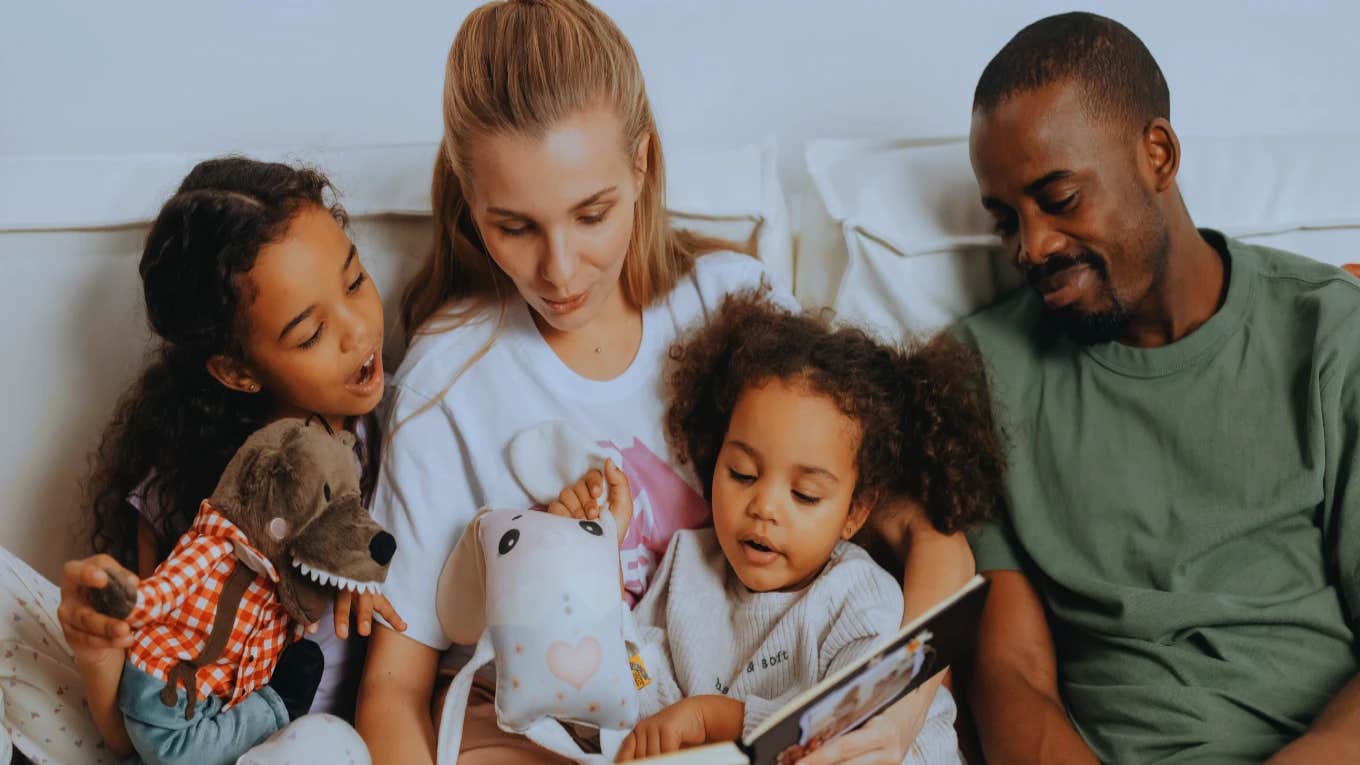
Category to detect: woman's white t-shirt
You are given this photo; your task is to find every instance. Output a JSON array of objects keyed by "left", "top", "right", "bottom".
[{"left": 372, "top": 252, "right": 793, "bottom": 653}]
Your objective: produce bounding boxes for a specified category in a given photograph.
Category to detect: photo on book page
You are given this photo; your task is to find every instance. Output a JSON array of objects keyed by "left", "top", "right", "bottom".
[
  {"left": 784, "top": 634, "right": 935, "bottom": 763},
  {"left": 742, "top": 576, "right": 988, "bottom": 765}
]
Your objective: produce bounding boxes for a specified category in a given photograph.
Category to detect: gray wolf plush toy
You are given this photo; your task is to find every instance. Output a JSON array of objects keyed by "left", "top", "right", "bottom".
[{"left": 90, "top": 416, "right": 395, "bottom": 765}]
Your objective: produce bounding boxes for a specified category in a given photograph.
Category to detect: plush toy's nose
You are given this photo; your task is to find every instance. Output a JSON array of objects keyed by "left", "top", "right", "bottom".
[{"left": 369, "top": 531, "right": 396, "bottom": 566}]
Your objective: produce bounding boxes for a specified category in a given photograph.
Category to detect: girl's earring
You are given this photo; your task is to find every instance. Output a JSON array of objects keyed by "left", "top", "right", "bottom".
[{"left": 248, "top": 383, "right": 260, "bottom": 393}]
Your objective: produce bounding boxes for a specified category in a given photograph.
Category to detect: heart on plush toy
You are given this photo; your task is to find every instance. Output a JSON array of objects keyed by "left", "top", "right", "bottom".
[{"left": 547, "top": 636, "right": 602, "bottom": 690}]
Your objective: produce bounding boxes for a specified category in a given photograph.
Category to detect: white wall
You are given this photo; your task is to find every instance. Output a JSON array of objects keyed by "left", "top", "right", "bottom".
[
  {"left": 2, "top": 1, "right": 1357, "bottom": 577},
  {"left": 4, "top": 1, "right": 1359, "bottom": 195}
]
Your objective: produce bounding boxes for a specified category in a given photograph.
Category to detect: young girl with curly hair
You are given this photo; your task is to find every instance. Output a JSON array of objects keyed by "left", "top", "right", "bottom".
[
  {"left": 559, "top": 292, "right": 1005, "bottom": 763},
  {"left": 0, "top": 156, "right": 404, "bottom": 764}
]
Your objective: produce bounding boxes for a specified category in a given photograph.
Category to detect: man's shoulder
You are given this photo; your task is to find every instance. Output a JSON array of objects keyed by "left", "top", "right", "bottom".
[
  {"left": 1235, "top": 238, "right": 1360, "bottom": 344},
  {"left": 958, "top": 284, "right": 1040, "bottom": 336},
  {"left": 1240, "top": 238, "right": 1360, "bottom": 303},
  {"left": 953, "top": 286, "right": 1052, "bottom": 376}
]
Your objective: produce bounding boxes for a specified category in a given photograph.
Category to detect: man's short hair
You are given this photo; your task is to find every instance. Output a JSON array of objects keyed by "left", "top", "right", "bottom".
[{"left": 973, "top": 12, "right": 1170, "bottom": 130}]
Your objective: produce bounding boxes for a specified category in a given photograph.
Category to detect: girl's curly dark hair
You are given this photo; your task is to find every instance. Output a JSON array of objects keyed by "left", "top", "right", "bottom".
[
  {"left": 84, "top": 156, "right": 376, "bottom": 568},
  {"left": 665, "top": 291, "right": 1005, "bottom": 534}
]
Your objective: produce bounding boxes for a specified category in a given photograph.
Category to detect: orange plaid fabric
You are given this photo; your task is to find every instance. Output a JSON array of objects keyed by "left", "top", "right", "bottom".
[{"left": 126, "top": 500, "right": 301, "bottom": 709}]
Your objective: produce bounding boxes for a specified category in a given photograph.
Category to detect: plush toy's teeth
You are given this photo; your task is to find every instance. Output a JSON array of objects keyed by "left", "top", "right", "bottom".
[{"left": 291, "top": 557, "right": 380, "bottom": 594}]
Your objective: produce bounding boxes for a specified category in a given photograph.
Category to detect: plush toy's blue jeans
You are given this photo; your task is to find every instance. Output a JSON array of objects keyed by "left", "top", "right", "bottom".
[{"left": 117, "top": 660, "right": 288, "bottom": 765}]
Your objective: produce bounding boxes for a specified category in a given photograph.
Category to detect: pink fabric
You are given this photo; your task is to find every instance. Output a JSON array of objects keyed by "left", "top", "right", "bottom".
[{"left": 599, "top": 437, "right": 712, "bottom": 605}]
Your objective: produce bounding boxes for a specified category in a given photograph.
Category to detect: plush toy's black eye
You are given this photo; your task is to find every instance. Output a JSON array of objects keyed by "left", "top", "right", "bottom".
[
  {"left": 579, "top": 520, "right": 604, "bottom": 537},
  {"left": 323, "top": 483, "right": 331, "bottom": 502},
  {"left": 498, "top": 528, "right": 520, "bottom": 556}
]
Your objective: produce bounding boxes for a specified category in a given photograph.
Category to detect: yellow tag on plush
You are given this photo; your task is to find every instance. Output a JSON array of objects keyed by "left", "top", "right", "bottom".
[{"left": 626, "top": 641, "right": 651, "bottom": 690}]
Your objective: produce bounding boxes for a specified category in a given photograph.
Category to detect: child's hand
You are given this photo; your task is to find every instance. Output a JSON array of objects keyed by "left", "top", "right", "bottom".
[
  {"left": 333, "top": 590, "right": 407, "bottom": 639},
  {"left": 546, "top": 459, "right": 634, "bottom": 544},
  {"left": 58, "top": 555, "right": 136, "bottom": 659},
  {"left": 615, "top": 697, "right": 710, "bottom": 761},
  {"left": 616, "top": 695, "right": 744, "bottom": 761}
]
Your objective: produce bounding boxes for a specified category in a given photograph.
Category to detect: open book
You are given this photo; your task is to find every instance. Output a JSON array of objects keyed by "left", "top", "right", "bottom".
[{"left": 636, "top": 575, "right": 990, "bottom": 764}]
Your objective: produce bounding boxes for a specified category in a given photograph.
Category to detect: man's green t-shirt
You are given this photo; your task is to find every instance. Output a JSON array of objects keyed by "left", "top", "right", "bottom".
[{"left": 960, "top": 231, "right": 1360, "bottom": 764}]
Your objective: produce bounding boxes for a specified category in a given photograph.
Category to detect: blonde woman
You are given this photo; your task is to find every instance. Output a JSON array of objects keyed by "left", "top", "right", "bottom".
[
  {"left": 356, "top": 1, "right": 785, "bottom": 761},
  {"left": 356, "top": 2, "right": 965, "bottom": 763}
]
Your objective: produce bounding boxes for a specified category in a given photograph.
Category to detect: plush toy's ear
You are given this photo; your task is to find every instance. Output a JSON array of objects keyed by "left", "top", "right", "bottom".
[
  {"left": 508, "top": 421, "right": 624, "bottom": 507},
  {"left": 436, "top": 512, "right": 488, "bottom": 645},
  {"left": 234, "top": 443, "right": 296, "bottom": 546},
  {"left": 336, "top": 431, "right": 357, "bottom": 449},
  {"left": 232, "top": 539, "right": 276, "bottom": 580},
  {"left": 211, "top": 435, "right": 273, "bottom": 520}
]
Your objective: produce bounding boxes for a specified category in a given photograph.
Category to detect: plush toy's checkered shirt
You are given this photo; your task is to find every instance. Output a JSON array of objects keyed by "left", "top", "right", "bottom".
[{"left": 125, "top": 500, "right": 302, "bottom": 709}]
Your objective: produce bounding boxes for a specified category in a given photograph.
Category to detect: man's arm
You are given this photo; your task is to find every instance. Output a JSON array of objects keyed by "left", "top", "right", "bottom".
[
  {"left": 1293, "top": 292, "right": 1360, "bottom": 763},
  {"left": 1278, "top": 300, "right": 1360, "bottom": 756},
  {"left": 969, "top": 569, "right": 1099, "bottom": 765},
  {"left": 1265, "top": 674, "right": 1360, "bottom": 763}
]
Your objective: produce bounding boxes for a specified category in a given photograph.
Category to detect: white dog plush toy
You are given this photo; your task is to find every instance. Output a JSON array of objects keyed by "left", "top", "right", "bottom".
[{"left": 434, "top": 421, "right": 641, "bottom": 764}]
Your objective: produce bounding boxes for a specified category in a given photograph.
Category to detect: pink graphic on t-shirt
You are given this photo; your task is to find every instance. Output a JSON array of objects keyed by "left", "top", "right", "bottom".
[{"left": 597, "top": 437, "right": 711, "bottom": 602}]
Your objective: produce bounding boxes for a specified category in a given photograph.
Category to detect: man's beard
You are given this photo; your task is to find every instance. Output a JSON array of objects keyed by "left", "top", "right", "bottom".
[{"left": 1029, "top": 251, "right": 1131, "bottom": 345}]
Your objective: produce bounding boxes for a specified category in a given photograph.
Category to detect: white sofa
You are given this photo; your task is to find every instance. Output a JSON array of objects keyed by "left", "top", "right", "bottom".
[{"left": 3, "top": 132, "right": 1360, "bottom": 581}]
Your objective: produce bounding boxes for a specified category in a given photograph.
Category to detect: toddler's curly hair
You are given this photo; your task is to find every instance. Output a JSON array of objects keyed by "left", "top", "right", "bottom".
[{"left": 665, "top": 291, "right": 1005, "bottom": 533}]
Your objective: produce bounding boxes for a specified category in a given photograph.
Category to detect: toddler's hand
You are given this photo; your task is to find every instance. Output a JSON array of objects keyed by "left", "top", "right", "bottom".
[
  {"left": 546, "top": 459, "right": 634, "bottom": 544},
  {"left": 615, "top": 697, "right": 709, "bottom": 761}
]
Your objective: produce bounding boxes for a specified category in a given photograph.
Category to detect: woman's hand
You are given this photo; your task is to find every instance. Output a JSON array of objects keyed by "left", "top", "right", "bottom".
[
  {"left": 616, "top": 696, "right": 735, "bottom": 761},
  {"left": 333, "top": 590, "right": 407, "bottom": 639},
  {"left": 58, "top": 555, "right": 136, "bottom": 659},
  {"left": 795, "top": 701, "right": 918, "bottom": 765},
  {"left": 546, "top": 459, "right": 634, "bottom": 544}
]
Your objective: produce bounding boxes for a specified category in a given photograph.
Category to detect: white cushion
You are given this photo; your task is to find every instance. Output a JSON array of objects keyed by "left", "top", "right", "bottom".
[
  {"left": 0, "top": 139, "right": 792, "bottom": 290},
  {"left": 665, "top": 139, "right": 793, "bottom": 290},
  {"left": 803, "top": 133, "right": 1360, "bottom": 339}
]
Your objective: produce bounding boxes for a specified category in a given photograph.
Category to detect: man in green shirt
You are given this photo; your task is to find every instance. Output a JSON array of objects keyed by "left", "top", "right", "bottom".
[{"left": 960, "top": 12, "right": 1360, "bottom": 765}]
